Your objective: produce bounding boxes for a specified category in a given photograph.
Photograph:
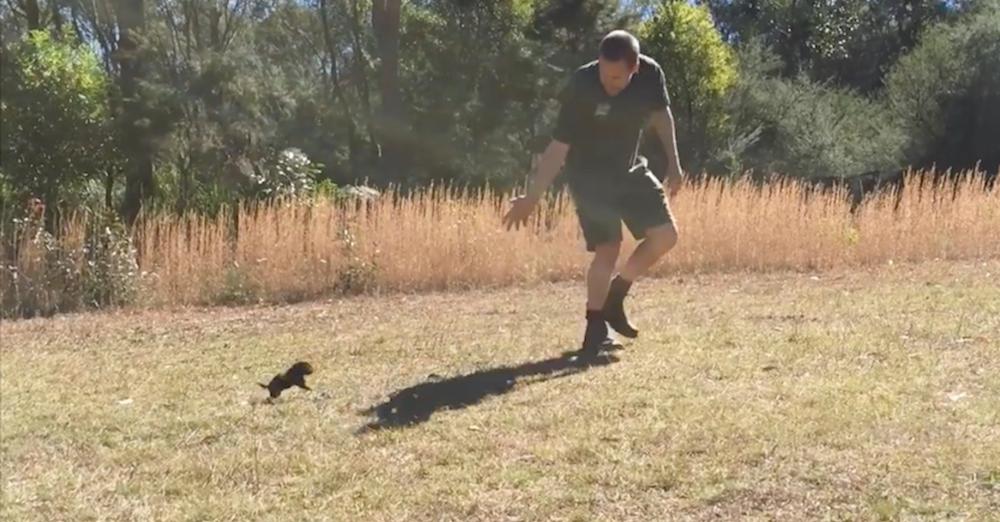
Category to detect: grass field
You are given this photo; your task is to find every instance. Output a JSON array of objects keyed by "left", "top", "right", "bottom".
[{"left": 2, "top": 259, "right": 999, "bottom": 520}]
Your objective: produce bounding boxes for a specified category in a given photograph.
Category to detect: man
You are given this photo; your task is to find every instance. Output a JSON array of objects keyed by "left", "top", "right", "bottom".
[{"left": 503, "top": 30, "right": 684, "bottom": 354}]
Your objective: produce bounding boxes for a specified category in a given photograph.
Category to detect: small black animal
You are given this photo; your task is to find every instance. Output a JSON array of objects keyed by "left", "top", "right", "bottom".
[{"left": 259, "top": 361, "right": 314, "bottom": 398}]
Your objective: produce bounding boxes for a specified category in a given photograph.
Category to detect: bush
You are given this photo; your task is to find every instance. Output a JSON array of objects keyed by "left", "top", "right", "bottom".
[
  {"left": 246, "top": 147, "right": 322, "bottom": 200},
  {"left": 716, "top": 41, "right": 905, "bottom": 179},
  {"left": 334, "top": 227, "right": 378, "bottom": 295},
  {"left": 81, "top": 212, "right": 139, "bottom": 309},
  {"left": 1, "top": 218, "right": 82, "bottom": 317},
  {"left": 1, "top": 211, "right": 139, "bottom": 318},
  {"left": 639, "top": 0, "right": 737, "bottom": 173},
  {"left": 0, "top": 29, "right": 117, "bottom": 209},
  {"left": 214, "top": 263, "right": 261, "bottom": 305},
  {"left": 886, "top": 2, "right": 1000, "bottom": 174}
]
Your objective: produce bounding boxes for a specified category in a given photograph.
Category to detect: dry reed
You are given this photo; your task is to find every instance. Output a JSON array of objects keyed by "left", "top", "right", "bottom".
[{"left": 4, "top": 169, "right": 998, "bottom": 311}]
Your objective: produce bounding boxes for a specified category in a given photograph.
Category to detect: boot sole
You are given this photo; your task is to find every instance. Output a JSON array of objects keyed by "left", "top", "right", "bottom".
[
  {"left": 579, "top": 337, "right": 617, "bottom": 355},
  {"left": 607, "top": 321, "right": 639, "bottom": 338}
]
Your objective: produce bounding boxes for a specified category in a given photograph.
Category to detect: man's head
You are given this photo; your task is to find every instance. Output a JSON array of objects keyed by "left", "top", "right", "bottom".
[{"left": 598, "top": 30, "right": 640, "bottom": 96}]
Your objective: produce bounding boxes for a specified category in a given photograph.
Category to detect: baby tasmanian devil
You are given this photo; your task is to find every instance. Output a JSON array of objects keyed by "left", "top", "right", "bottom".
[{"left": 259, "top": 361, "right": 314, "bottom": 399}]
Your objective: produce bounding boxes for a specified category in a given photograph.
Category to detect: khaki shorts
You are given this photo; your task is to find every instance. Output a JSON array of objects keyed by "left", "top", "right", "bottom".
[{"left": 567, "top": 163, "right": 675, "bottom": 252}]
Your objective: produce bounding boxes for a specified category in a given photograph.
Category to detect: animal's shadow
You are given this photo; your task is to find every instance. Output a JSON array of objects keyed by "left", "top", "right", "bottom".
[{"left": 356, "top": 346, "right": 622, "bottom": 432}]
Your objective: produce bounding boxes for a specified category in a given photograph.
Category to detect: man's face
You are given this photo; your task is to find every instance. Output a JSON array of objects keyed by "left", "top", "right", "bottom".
[{"left": 598, "top": 57, "right": 638, "bottom": 96}]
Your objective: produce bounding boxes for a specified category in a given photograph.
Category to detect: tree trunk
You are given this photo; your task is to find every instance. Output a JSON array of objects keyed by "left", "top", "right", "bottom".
[
  {"left": 51, "top": 0, "right": 63, "bottom": 33},
  {"left": 115, "top": 0, "right": 154, "bottom": 225},
  {"left": 105, "top": 169, "right": 115, "bottom": 210},
  {"left": 371, "top": 0, "right": 405, "bottom": 184},
  {"left": 319, "top": 0, "right": 362, "bottom": 176},
  {"left": 347, "top": 0, "right": 378, "bottom": 158},
  {"left": 24, "top": 0, "right": 42, "bottom": 30}
]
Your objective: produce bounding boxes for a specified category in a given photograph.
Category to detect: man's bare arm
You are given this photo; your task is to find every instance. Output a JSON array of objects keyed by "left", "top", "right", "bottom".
[
  {"left": 648, "top": 107, "right": 684, "bottom": 197},
  {"left": 503, "top": 139, "right": 569, "bottom": 229},
  {"left": 525, "top": 140, "right": 569, "bottom": 202},
  {"left": 648, "top": 107, "right": 683, "bottom": 178}
]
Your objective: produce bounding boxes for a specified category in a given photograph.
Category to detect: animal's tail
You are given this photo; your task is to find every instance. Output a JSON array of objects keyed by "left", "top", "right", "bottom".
[{"left": 257, "top": 382, "right": 268, "bottom": 389}]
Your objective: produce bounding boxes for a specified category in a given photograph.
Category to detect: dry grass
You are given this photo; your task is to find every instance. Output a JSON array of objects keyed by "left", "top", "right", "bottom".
[
  {"left": 133, "top": 170, "right": 1000, "bottom": 308},
  {"left": 2, "top": 260, "right": 998, "bottom": 520},
  {"left": 2, "top": 169, "right": 998, "bottom": 314}
]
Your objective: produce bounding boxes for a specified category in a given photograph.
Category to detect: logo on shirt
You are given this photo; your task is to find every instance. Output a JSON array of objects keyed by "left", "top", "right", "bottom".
[{"left": 594, "top": 103, "right": 610, "bottom": 118}]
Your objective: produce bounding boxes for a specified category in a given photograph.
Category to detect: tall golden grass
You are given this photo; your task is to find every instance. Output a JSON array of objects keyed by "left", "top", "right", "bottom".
[{"left": 3, "top": 169, "right": 998, "bottom": 313}]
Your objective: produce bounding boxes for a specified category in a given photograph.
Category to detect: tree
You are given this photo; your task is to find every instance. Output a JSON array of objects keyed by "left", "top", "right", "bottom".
[
  {"left": 0, "top": 29, "right": 117, "bottom": 216},
  {"left": 141, "top": 0, "right": 293, "bottom": 213},
  {"left": 371, "top": 0, "right": 406, "bottom": 184},
  {"left": 114, "top": 0, "right": 155, "bottom": 224},
  {"left": 639, "top": 0, "right": 737, "bottom": 173},
  {"left": 717, "top": 41, "right": 905, "bottom": 179},
  {"left": 369, "top": 0, "right": 548, "bottom": 187},
  {"left": 528, "top": 0, "right": 639, "bottom": 68},
  {"left": 701, "top": 0, "right": 958, "bottom": 92},
  {"left": 886, "top": 0, "right": 1000, "bottom": 175}
]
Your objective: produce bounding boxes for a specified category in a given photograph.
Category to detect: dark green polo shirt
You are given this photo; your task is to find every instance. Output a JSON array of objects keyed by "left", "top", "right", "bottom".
[{"left": 552, "top": 54, "right": 671, "bottom": 180}]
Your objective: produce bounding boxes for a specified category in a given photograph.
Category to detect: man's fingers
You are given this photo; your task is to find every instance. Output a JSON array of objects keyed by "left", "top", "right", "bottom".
[
  {"left": 502, "top": 210, "right": 519, "bottom": 230},
  {"left": 502, "top": 197, "right": 535, "bottom": 231}
]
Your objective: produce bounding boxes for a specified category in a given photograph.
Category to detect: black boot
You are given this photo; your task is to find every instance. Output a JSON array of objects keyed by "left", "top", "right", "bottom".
[
  {"left": 581, "top": 309, "right": 614, "bottom": 355},
  {"left": 604, "top": 275, "right": 638, "bottom": 338}
]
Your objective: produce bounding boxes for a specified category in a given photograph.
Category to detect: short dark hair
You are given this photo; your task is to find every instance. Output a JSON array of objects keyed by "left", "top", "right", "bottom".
[{"left": 599, "top": 30, "right": 640, "bottom": 67}]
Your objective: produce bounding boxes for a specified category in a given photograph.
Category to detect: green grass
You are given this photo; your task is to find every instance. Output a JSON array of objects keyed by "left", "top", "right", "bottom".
[{"left": 2, "top": 260, "right": 999, "bottom": 520}]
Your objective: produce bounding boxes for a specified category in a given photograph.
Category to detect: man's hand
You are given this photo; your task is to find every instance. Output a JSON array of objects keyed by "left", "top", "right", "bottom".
[
  {"left": 503, "top": 140, "right": 568, "bottom": 231},
  {"left": 649, "top": 108, "right": 684, "bottom": 199},
  {"left": 665, "top": 163, "right": 683, "bottom": 198},
  {"left": 503, "top": 194, "right": 540, "bottom": 230}
]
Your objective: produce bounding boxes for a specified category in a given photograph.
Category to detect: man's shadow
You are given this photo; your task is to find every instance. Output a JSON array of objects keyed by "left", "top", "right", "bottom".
[{"left": 356, "top": 346, "right": 622, "bottom": 433}]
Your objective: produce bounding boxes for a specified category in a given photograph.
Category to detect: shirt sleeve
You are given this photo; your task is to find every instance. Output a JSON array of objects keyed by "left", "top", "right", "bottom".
[{"left": 551, "top": 76, "right": 580, "bottom": 145}]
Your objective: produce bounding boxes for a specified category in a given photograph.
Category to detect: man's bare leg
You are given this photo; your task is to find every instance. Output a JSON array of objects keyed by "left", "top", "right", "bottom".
[
  {"left": 587, "top": 241, "right": 621, "bottom": 310},
  {"left": 605, "top": 223, "right": 678, "bottom": 337},
  {"left": 620, "top": 223, "right": 677, "bottom": 281},
  {"left": 582, "top": 242, "right": 621, "bottom": 352}
]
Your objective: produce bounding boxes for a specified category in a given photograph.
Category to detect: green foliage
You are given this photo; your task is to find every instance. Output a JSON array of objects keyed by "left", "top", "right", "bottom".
[
  {"left": 886, "top": 2, "right": 1000, "bottom": 173},
  {"left": 703, "top": 0, "right": 956, "bottom": 92},
  {"left": 214, "top": 263, "right": 261, "bottom": 306},
  {"left": 314, "top": 180, "right": 341, "bottom": 199},
  {"left": 334, "top": 227, "right": 378, "bottom": 295},
  {"left": 639, "top": 0, "right": 737, "bottom": 171},
  {"left": 0, "top": 0, "right": 992, "bottom": 223},
  {"left": 81, "top": 212, "right": 139, "bottom": 308},
  {"left": 705, "top": 0, "right": 867, "bottom": 69},
  {"left": 246, "top": 148, "right": 323, "bottom": 200},
  {"left": 398, "top": 1, "right": 546, "bottom": 186},
  {"left": 719, "top": 41, "right": 905, "bottom": 178},
  {"left": 0, "top": 28, "right": 118, "bottom": 208}
]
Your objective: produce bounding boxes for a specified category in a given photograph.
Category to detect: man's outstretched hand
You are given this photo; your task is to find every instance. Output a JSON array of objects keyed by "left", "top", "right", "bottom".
[
  {"left": 503, "top": 195, "right": 539, "bottom": 230},
  {"left": 666, "top": 171, "right": 683, "bottom": 198},
  {"left": 664, "top": 160, "right": 684, "bottom": 198}
]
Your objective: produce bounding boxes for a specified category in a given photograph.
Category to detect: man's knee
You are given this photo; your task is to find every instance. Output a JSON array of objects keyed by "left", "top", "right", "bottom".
[
  {"left": 590, "top": 241, "right": 621, "bottom": 269},
  {"left": 645, "top": 223, "right": 678, "bottom": 254}
]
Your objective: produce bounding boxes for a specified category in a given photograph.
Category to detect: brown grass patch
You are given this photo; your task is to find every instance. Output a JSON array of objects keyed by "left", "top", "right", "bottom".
[{"left": 2, "top": 260, "right": 998, "bottom": 520}]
